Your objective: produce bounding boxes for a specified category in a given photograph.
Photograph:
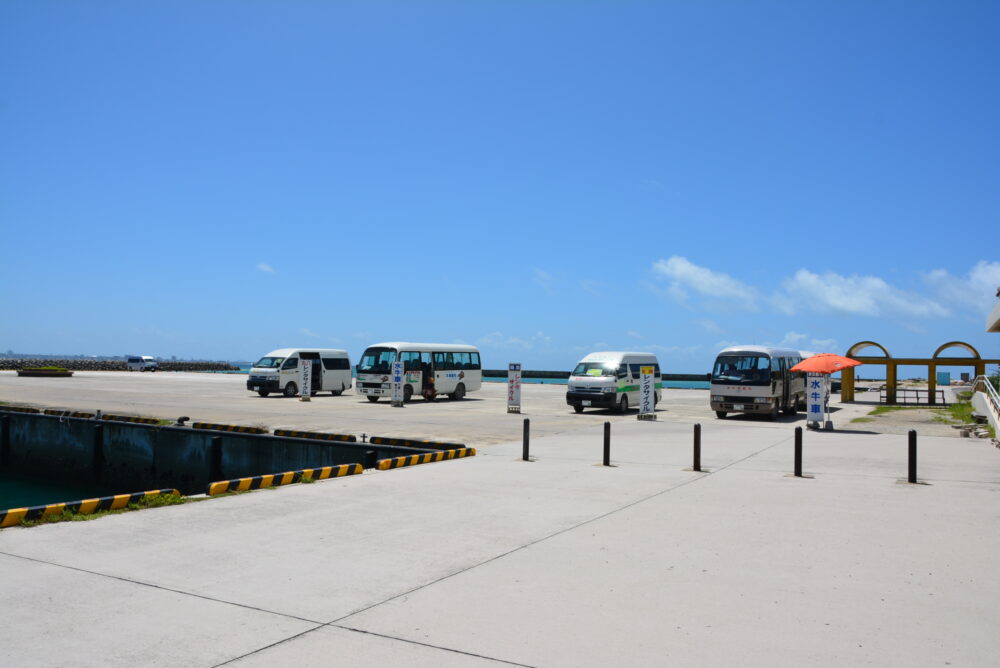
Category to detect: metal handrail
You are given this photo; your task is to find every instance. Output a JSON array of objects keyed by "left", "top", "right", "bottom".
[{"left": 973, "top": 375, "right": 1000, "bottom": 425}]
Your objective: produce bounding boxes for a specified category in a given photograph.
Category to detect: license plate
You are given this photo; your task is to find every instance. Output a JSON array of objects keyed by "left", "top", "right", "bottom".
[
  {"left": 735, "top": 404, "right": 747, "bottom": 410},
  {"left": 582, "top": 400, "right": 592, "bottom": 406}
]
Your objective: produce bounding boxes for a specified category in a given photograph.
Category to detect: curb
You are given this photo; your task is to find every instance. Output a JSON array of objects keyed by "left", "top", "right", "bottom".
[
  {"left": 43, "top": 409, "right": 96, "bottom": 418},
  {"left": 207, "top": 463, "right": 364, "bottom": 496},
  {"left": 0, "top": 406, "right": 41, "bottom": 414},
  {"left": 102, "top": 414, "right": 160, "bottom": 425},
  {"left": 273, "top": 429, "right": 357, "bottom": 442},
  {"left": 369, "top": 436, "right": 466, "bottom": 450},
  {"left": 0, "top": 489, "right": 181, "bottom": 528},
  {"left": 376, "top": 448, "right": 476, "bottom": 470},
  {"left": 190, "top": 422, "right": 268, "bottom": 434}
]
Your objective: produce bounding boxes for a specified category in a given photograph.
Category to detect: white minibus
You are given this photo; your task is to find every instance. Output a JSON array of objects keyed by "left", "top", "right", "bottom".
[
  {"left": 246, "top": 348, "right": 352, "bottom": 398},
  {"left": 356, "top": 342, "right": 482, "bottom": 402},
  {"left": 709, "top": 345, "right": 805, "bottom": 419},
  {"left": 566, "top": 351, "right": 662, "bottom": 413}
]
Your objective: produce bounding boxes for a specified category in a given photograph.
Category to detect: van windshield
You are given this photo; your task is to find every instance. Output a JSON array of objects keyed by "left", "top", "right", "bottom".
[
  {"left": 358, "top": 347, "right": 397, "bottom": 373},
  {"left": 572, "top": 362, "right": 617, "bottom": 377},
  {"left": 712, "top": 355, "right": 771, "bottom": 385},
  {"left": 254, "top": 356, "right": 285, "bottom": 369}
]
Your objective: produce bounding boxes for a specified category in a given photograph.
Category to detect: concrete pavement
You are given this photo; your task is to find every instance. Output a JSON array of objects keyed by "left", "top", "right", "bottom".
[{"left": 1, "top": 373, "right": 999, "bottom": 666}]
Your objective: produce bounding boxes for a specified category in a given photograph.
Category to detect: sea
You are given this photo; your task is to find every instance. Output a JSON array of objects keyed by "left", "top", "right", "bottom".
[{"left": 229, "top": 364, "right": 709, "bottom": 389}]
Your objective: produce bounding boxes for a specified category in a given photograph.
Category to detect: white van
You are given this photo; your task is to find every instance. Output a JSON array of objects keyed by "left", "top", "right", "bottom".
[
  {"left": 566, "top": 351, "right": 662, "bottom": 413},
  {"left": 126, "top": 356, "right": 159, "bottom": 372},
  {"left": 246, "top": 348, "right": 352, "bottom": 398}
]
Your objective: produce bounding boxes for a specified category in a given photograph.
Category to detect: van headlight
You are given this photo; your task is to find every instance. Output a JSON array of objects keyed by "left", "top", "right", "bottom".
[
  {"left": 754, "top": 397, "right": 772, "bottom": 404},
  {"left": 711, "top": 395, "right": 724, "bottom": 402},
  {"left": 604, "top": 387, "right": 616, "bottom": 394}
]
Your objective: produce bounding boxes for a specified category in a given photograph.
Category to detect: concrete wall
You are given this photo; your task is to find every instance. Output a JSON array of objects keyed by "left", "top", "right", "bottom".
[{"left": 0, "top": 411, "right": 424, "bottom": 495}]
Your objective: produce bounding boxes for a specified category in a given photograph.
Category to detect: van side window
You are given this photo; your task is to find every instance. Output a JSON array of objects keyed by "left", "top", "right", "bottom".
[
  {"left": 400, "top": 351, "right": 421, "bottom": 371},
  {"left": 471, "top": 352, "right": 481, "bottom": 369},
  {"left": 282, "top": 357, "right": 298, "bottom": 370},
  {"left": 322, "top": 358, "right": 349, "bottom": 370},
  {"left": 618, "top": 364, "right": 628, "bottom": 378}
]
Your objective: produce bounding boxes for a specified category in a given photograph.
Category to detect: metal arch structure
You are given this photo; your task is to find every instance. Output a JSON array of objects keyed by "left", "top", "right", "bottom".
[{"left": 840, "top": 340, "right": 1000, "bottom": 404}]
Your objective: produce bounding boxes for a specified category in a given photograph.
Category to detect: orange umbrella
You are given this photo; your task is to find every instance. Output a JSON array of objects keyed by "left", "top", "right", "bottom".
[{"left": 790, "top": 353, "right": 862, "bottom": 374}]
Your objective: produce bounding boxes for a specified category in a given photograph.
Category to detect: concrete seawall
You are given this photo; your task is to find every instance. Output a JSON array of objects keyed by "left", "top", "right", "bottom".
[{"left": 0, "top": 411, "right": 441, "bottom": 495}]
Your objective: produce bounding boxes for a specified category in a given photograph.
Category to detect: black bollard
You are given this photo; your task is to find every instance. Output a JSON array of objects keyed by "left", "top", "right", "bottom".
[
  {"left": 794, "top": 426, "right": 803, "bottom": 477},
  {"left": 908, "top": 429, "right": 917, "bottom": 483},
  {"left": 364, "top": 450, "right": 377, "bottom": 469},
  {"left": 603, "top": 421, "right": 611, "bottom": 466},
  {"left": 693, "top": 423, "right": 701, "bottom": 472},
  {"left": 522, "top": 418, "right": 530, "bottom": 461}
]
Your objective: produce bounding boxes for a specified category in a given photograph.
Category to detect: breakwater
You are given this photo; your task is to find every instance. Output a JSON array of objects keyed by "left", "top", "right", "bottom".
[{"left": 0, "top": 359, "right": 238, "bottom": 372}]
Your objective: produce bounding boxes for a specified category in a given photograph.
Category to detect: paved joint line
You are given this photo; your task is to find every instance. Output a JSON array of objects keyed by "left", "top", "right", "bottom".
[
  {"left": 328, "top": 624, "right": 535, "bottom": 667},
  {"left": 210, "top": 626, "right": 328, "bottom": 668},
  {"left": 0, "top": 550, "right": 324, "bottom": 626},
  {"left": 330, "top": 434, "right": 790, "bottom": 626}
]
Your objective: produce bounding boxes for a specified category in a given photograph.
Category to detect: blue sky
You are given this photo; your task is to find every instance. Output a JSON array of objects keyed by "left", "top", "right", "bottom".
[{"left": 1, "top": 1, "right": 998, "bottom": 374}]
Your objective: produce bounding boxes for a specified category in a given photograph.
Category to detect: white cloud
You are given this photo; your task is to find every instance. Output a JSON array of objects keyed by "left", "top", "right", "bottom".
[
  {"left": 925, "top": 260, "right": 1000, "bottom": 313},
  {"left": 580, "top": 279, "right": 602, "bottom": 296},
  {"left": 695, "top": 319, "right": 724, "bottom": 334},
  {"left": 256, "top": 262, "right": 275, "bottom": 273},
  {"left": 779, "top": 269, "right": 948, "bottom": 318},
  {"left": 300, "top": 328, "right": 320, "bottom": 338},
  {"left": 652, "top": 256, "right": 758, "bottom": 309},
  {"left": 533, "top": 268, "right": 556, "bottom": 295},
  {"left": 626, "top": 330, "right": 642, "bottom": 339},
  {"left": 776, "top": 331, "right": 838, "bottom": 353},
  {"left": 478, "top": 331, "right": 551, "bottom": 350}
]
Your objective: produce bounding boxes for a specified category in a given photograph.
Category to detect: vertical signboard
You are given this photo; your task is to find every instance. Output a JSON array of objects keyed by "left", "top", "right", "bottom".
[
  {"left": 391, "top": 360, "right": 404, "bottom": 406},
  {"left": 638, "top": 365, "right": 655, "bottom": 420},
  {"left": 806, "top": 372, "right": 825, "bottom": 426},
  {"left": 507, "top": 363, "right": 522, "bottom": 413},
  {"left": 299, "top": 358, "right": 312, "bottom": 401}
]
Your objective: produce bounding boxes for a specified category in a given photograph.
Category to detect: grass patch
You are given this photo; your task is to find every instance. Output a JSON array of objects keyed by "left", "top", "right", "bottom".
[
  {"left": 18, "top": 493, "right": 187, "bottom": 527},
  {"left": 867, "top": 405, "right": 923, "bottom": 416},
  {"left": 24, "top": 366, "right": 70, "bottom": 372},
  {"left": 850, "top": 417, "right": 875, "bottom": 423}
]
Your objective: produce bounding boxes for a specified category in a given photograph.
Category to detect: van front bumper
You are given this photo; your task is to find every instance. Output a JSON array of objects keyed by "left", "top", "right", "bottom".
[
  {"left": 247, "top": 378, "right": 280, "bottom": 392},
  {"left": 566, "top": 391, "right": 617, "bottom": 409}
]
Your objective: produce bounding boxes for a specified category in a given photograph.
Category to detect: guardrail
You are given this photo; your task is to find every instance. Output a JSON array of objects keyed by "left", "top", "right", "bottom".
[{"left": 973, "top": 375, "right": 1000, "bottom": 429}]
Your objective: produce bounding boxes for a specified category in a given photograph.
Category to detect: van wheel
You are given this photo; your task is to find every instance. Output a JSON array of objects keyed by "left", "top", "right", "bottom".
[
  {"left": 332, "top": 390, "right": 342, "bottom": 396},
  {"left": 715, "top": 411, "right": 727, "bottom": 419},
  {"left": 449, "top": 383, "right": 466, "bottom": 400},
  {"left": 573, "top": 405, "right": 584, "bottom": 413},
  {"left": 403, "top": 385, "right": 413, "bottom": 402},
  {"left": 367, "top": 396, "right": 380, "bottom": 402},
  {"left": 618, "top": 395, "right": 628, "bottom": 413},
  {"left": 283, "top": 382, "right": 298, "bottom": 398},
  {"left": 257, "top": 390, "right": 270, "bottom": 397},
  {"left": 783, "top": 399, "right": 796, "bottom": 415}
]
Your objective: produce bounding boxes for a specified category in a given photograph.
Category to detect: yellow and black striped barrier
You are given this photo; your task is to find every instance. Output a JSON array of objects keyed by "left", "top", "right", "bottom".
[
  {"left": 369, "top": 436, "right": 466, "bottom": 450},
  {"left": 376, "top": 448, "right": 476, "bottom": 471},
  {"left": 0, "top": 488, "right": 181, "bottom": 528},
  {"left": 207, "top": 463, "right": 363, "bottom": 496},
  {"left": 0, "top": 406, "right": 41, "bottom": 414},
  {"left": 43, "top": 409, "right": 96, "bottom": 418},
  {"left": 191, "top": 422, "right": 267, "bottom": 434},
  {"left": 102, "top": 414, "right": 160, "bottom": 425},
  {"left": 273, "top": 429, "right": 357, "bottom": 442}
]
